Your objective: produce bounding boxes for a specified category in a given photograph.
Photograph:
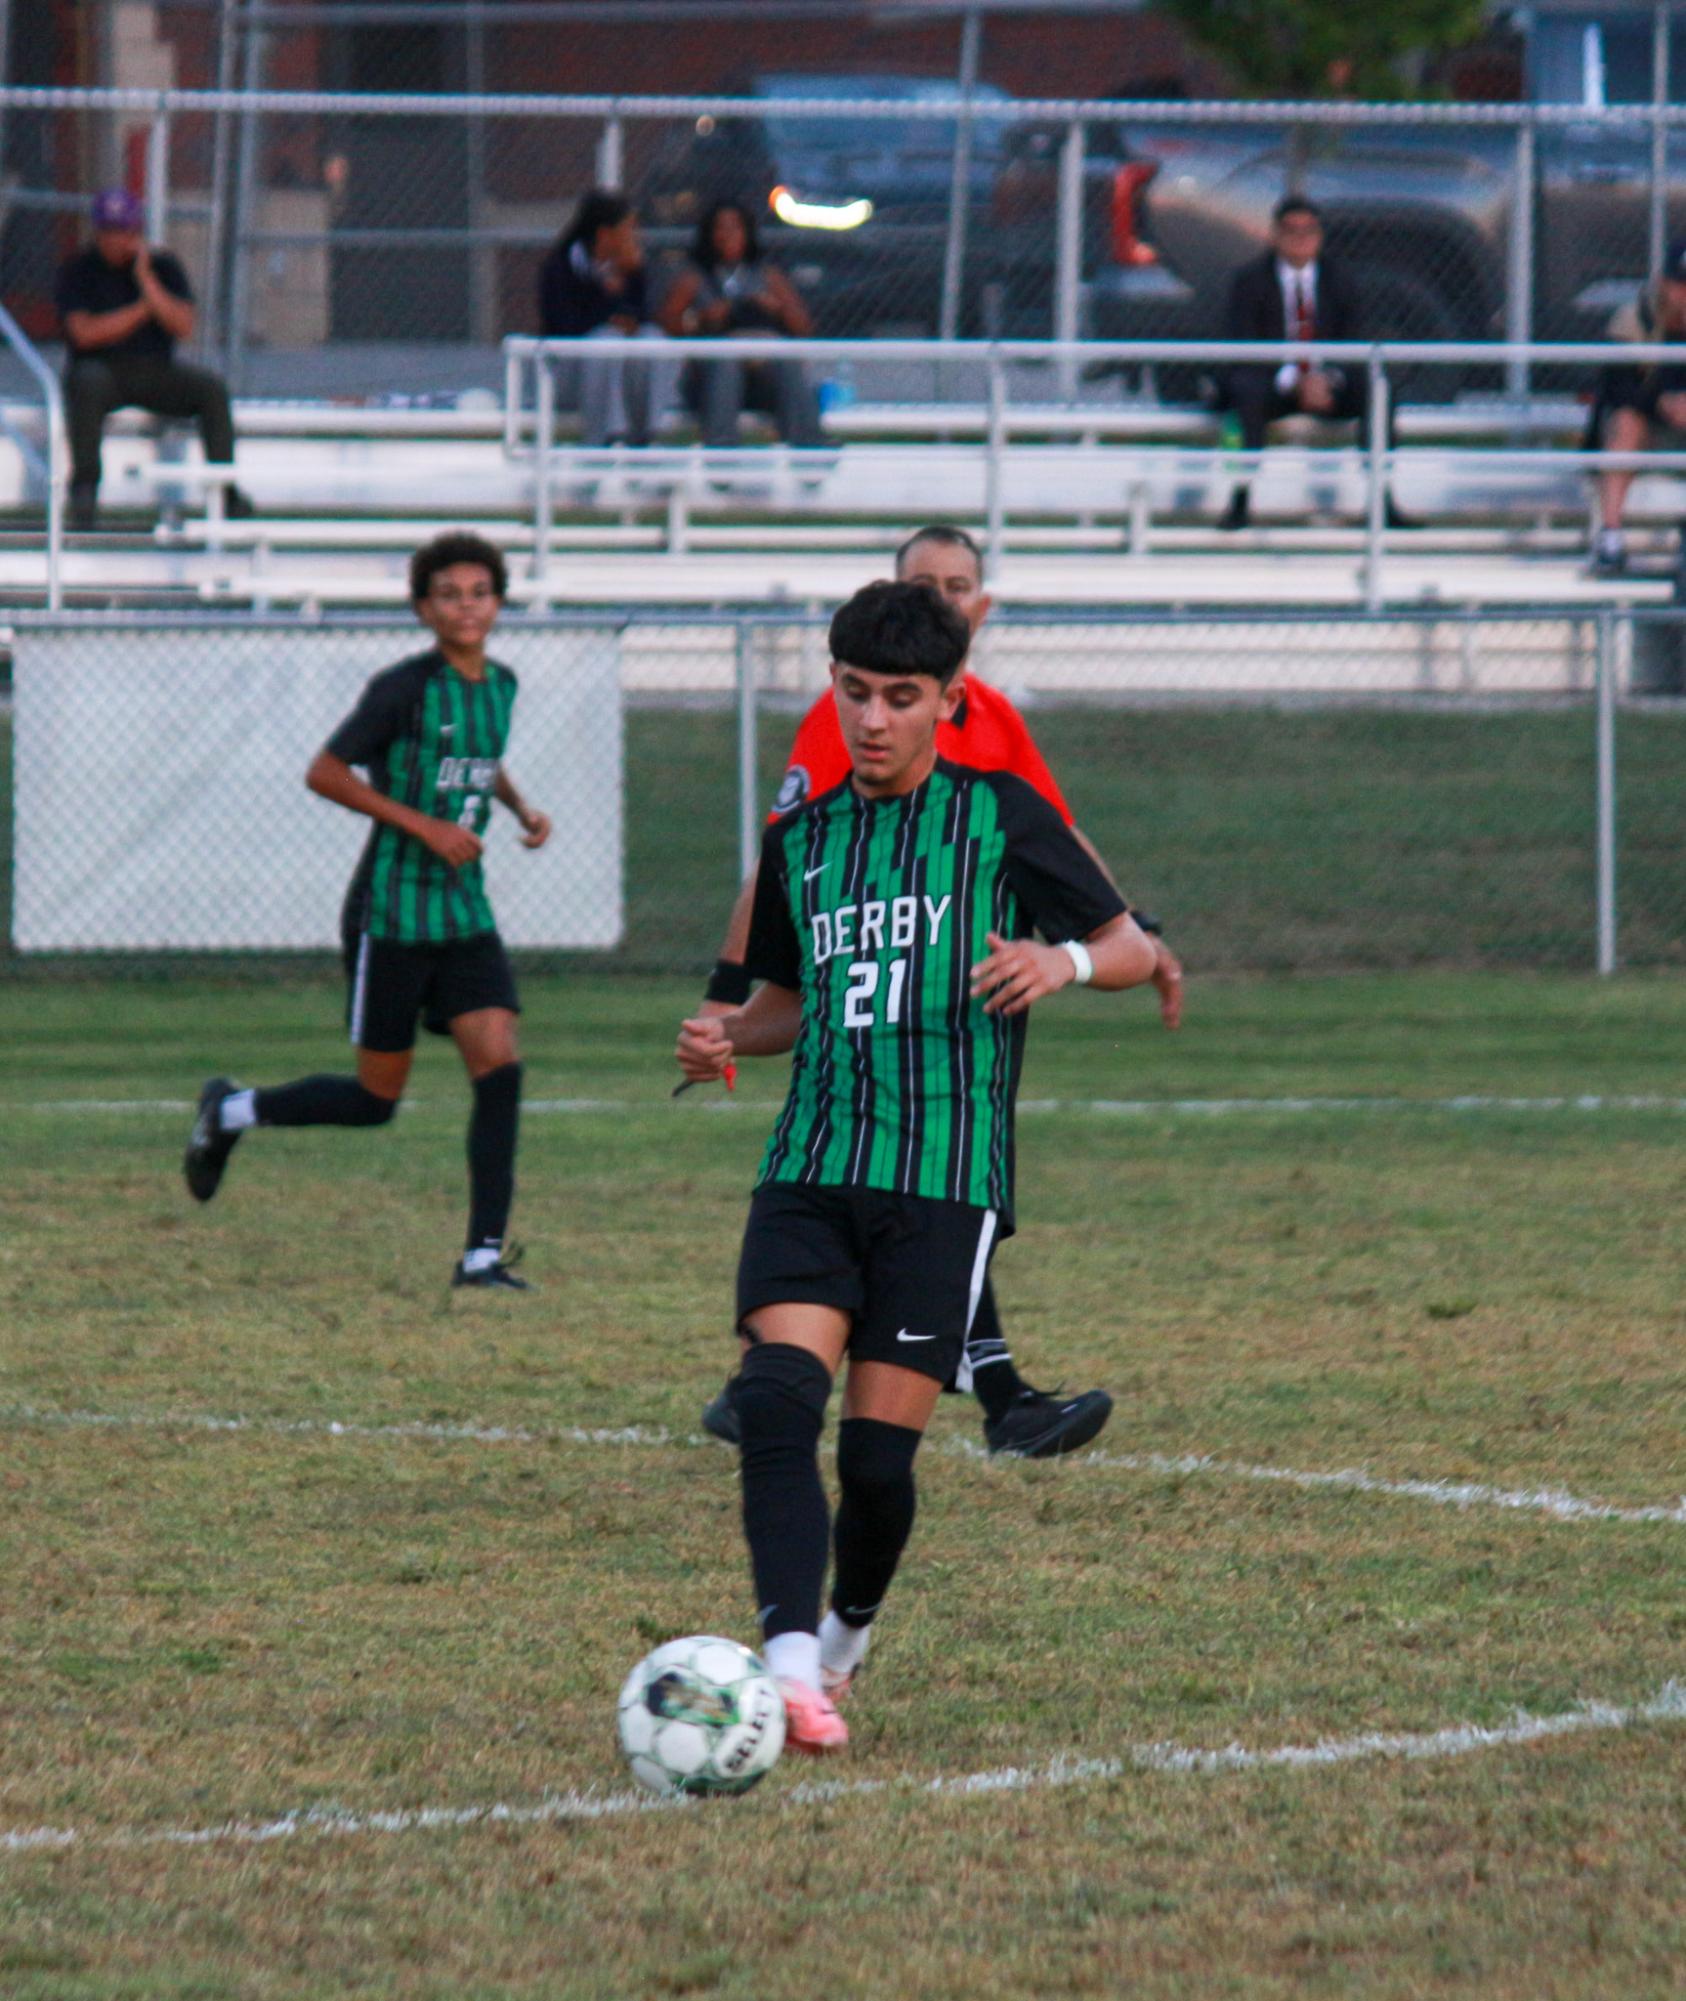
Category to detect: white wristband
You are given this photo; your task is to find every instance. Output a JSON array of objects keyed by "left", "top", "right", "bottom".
[{"left": 1060, "top": 940, "right": 1094, "bottom": 987}]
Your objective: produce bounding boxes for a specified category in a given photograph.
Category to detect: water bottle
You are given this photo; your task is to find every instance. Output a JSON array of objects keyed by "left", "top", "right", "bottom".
[{"left": 819, "top": 361, "right": 857, "bottom": 418}]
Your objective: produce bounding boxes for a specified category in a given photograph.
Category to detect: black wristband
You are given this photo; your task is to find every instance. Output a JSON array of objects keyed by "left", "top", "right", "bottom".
[
  {"left": 1131, "top": 910, "right": 1164, "bottom": 937},
  {"left": 704, "top": 958, "right": 753, "bottom": 1005}
]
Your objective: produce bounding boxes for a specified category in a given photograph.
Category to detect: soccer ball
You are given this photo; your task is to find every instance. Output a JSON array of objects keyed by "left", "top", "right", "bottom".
[{"left": 616, "top": 1634, "right": 786, "bottom": 1798}]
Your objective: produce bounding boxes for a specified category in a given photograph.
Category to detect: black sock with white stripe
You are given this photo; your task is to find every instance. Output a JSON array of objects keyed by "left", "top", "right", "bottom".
[{"left": 962, "top": 1280, "right": 1030, "bottom": 1422}]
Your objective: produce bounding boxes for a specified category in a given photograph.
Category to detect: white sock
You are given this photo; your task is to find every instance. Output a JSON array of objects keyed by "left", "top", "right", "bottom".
[
  {"left": 461, "top": 1245, "right": 502, "bottom": 1274},
  {"left": 219, "top": 1089, "right": 257, "bottom": 1132},
  {"left": 819, "top": 1609, "right": 872, "bottom": 1679},
  {"left": 763, "top": 1631, "right": 822, "bottom": 1690}
]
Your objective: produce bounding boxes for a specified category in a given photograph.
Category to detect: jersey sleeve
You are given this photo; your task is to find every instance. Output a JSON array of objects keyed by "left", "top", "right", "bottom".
[
  {"left": 323, "top": 663, "right": 421, "bottom": 769},
  {"left": 990, "top": 773, "right": 1126, "bottom": 943},
  {"left": 743, "top": 822, "right": 803, "bottom": 990},
  {"left": 977, "top": 683, "right": 1074, "bottom": 825},
  {"left": 769, "top": 690, "right": 853, "bottom": 821}
]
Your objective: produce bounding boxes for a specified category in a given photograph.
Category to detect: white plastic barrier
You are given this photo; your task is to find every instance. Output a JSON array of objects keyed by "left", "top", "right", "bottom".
[{"left": 13, "top": 621, "right": 624, "bottom": 952}]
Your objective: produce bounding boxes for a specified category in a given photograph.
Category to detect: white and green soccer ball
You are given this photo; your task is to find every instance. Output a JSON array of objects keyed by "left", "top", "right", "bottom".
[{"left": 616, "top": 1635, "right": 786, "bottom": 1798}]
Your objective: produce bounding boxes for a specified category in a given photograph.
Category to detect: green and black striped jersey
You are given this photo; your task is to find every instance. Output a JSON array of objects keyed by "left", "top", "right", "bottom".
[
  {"left": 327, "top": 648, "right": 518, "bottom": 944},
  {"left": 744, "top": 757, "right": 1126, "bottom": 1223}
]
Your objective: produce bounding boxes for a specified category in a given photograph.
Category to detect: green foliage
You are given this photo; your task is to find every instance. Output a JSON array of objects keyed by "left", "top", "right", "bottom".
[{"left": 1165, "top": 0, "right": 1490, "bottom": 98}]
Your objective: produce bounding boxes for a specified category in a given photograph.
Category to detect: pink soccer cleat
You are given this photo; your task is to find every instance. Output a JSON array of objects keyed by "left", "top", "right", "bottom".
[{"left": 777, "top": 1678, "right": 850, "bottom": 1754}]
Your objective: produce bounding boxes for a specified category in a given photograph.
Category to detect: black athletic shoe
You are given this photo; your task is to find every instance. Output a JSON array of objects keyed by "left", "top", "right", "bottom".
[
  {"left": 183, "top": 1076, "right": 241, "bottom": 1203},
  {"left": 984, "top": 1385, "right": 1113, "bottom": 1459},
  {"left": 701, "top": 1371, "right": 741, "bottom": 1445},
  {"left": 451, "top": 1244, "right": 531, "bottom": 1291}
]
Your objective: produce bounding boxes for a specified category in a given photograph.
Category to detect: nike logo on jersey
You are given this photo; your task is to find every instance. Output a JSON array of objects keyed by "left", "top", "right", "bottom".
[
  {"left": 895, "top": 1329, "right": 936, "bottom": 1343},
  {"left": 803, "top": 864, "right": 827, "bottom": 883}
]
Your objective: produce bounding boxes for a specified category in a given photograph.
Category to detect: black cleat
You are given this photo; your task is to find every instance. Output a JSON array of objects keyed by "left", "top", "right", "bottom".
[
  {"left": 183, "top": 1076, "right": 241, "bottom": 1203},
  {"left": 984, "top": 1385, "right": 1113, "bottom": 1460},
  {"left": 451, "top": 1243, "right": 531, "bottom": 1291},
  {"left": 701, "top": 1370, "right": 741, "bottom": 1444}
]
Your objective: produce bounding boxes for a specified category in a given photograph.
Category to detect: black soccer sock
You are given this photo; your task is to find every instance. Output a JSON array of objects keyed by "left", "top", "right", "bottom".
[
  {"left": 466, "top": 1062, "right": 522, "bottom": 1251},
  {"left": 830, "top": 1417, "right": 921, "bottom": 1628},
  {"left": 253, "top": 1075, "right": 397, "bottom": 1128},
  {"left": 736, "top": 1342, "right": 832, "bottom": 1644},
  {"left": 964, "top": 1280, "right": 1030, "bottom": 1422}
]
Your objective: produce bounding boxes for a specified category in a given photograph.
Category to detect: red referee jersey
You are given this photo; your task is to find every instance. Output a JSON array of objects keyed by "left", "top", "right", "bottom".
[{"left": 768, "top": 671, "right": 1074, "bottom": 825}]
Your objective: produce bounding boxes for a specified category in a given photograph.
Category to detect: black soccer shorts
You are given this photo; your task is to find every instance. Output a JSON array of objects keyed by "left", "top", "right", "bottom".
[
  {"left": 735, "top": 1183, "right": 1001, "bottom": 1386},
  {"left": 343, "top": 930, "right": 520, "bottom": 1054}
]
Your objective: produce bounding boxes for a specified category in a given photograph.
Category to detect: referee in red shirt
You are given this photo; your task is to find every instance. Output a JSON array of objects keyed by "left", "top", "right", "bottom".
[{"left": 697, "top": 524, "right": 1184, "bottom": 1457}]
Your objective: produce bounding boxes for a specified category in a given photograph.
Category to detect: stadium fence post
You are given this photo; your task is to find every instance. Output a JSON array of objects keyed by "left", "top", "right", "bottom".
[
  {"left": 1596, "top": 606, "right": 1618, "bottom": 976},
  {"left": 938, "top": 3, "right": 983, "bottom": 350},
  {"left": 1647, "top": 4, "right": 1672, "bottom": 283},
  {"left": 984, "top": 348, "right": 1006, "bottom": 580},
  {"left": 735, "top": 619, "right": 759, "bottom": 880},
  {"left": 1054, "top": 119, "right": 1085, "bottom": 397},
  {"left": 144, "top": 105, "right": 170, "bottom": 244},
  {"left": 596, "top": 114, "right": 625, "bottom": 192},
  {"left": 1362, "top": 350, "right": 1389, "bottom": 612},
  {"left": 1505, "top": 120, "right": 1535, "bottom": 401},
  {"left": 532, "top": 352, "right": 556, "bottom": 589}
]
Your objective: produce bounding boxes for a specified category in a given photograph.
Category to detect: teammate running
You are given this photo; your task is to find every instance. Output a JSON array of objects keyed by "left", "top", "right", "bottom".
[
  {"left": 182, "top": 531, "right": 551, "bottom": 1290},
  {"left": 696, "top": 523, "right": 1184, "bottom": 1456},
  {"left": 676, "top": 580, "right": 1157, "bottom": 1750}
]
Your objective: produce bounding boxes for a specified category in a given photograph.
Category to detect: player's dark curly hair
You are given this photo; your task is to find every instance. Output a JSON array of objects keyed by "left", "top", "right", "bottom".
[
  {"left": 828, "top": 579, "right": 970, "bottom": 685},
  {"left": 410, "top": 530, "right": 508, "bottom": 603}
]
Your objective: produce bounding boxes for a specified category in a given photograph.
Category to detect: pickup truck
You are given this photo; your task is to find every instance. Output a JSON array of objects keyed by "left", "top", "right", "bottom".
[{"left": 1045, "top": 6, "right": 1686, "bottom": 369}]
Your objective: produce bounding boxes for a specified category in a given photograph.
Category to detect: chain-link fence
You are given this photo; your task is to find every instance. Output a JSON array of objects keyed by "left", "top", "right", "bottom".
[
  {"left": 5, "top": 62, "right": 1686, "bottom": 403},
  {"left": 5, "top": 606, "right": 1682, "bottom": 982}
]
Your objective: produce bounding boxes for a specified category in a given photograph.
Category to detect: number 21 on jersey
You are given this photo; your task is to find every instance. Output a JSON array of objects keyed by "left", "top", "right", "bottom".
[{"left": 844, "top": 958, "right": 908, "bottom": 1029}]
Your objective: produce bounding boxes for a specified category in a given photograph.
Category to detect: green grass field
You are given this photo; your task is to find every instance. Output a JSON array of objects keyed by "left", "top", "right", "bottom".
[{"left": 3, "top": 970, "right": 1685, "bottom": 1999}]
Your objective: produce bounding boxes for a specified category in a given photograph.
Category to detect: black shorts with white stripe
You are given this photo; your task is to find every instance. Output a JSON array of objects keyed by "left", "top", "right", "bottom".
[
  {"left": 343, "top": 930, "right": 519, "bottom": 1055},
  {"left": 735, "top": 1182, "right": 999, "bottom": 1387}
]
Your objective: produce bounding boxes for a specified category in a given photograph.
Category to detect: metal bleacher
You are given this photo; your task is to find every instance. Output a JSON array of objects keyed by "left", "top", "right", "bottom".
[{"left": 1, "top": 333, "right": 1683, "bottom": 611}]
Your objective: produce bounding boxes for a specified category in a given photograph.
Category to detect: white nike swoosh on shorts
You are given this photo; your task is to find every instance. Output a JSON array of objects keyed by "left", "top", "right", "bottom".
[{"left": 896, "top": 1329, "right": 936, "bottom": 1343}]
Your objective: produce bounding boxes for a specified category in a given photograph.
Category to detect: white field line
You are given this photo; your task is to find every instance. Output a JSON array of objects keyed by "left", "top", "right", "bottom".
[
  {"left": 5, "top": 1682, "right": 1683, "bottom": 1858},
  {"left": 18, "top": 1093, "right": 1686, "bottom": 1119},
  {"left": 6, "top": 1404, "right": 1685, "bottom": 1529}
]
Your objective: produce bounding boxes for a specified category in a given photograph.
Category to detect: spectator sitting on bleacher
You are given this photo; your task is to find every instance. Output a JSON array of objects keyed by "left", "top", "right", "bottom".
[
  {"left": 1589, "top": 239, "right": 1686, "bottom": 578},
  {"left": 56, "top": 188, "right": 251, "bottom": 532},
  {"left": 537, "top": 191, "right": 675, "bottom": 447},
  {"left": 658, "top": 200, "right": 824, "bottom": 449},
  {"left": 1217, "top": 195, "right": 1412, "bottom": 531}
]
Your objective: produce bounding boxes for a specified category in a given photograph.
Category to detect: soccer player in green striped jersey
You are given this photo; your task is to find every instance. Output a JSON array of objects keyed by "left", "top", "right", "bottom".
[
  {"left": 183, "top": 532, "right": 551, "bottom": 1290},
  {"left": 676, "top": 581, "right": 1158, "bottom": 1752}
]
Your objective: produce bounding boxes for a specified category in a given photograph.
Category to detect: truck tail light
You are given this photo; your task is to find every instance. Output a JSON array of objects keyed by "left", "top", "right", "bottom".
[{"left": 1110, "top": 161, "right": 1160, "bottom": 267}]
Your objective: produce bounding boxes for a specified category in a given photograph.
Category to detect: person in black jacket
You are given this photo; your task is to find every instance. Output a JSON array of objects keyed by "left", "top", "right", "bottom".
[
  {"left": 1217, "top": 196, "right": 1409, "bottom": 530},
  {"left": 55, "top": 187, "right": 253, "bottom": 531},
  {"left": 536, "top": 191, "right": 674, "bottom": 446}
]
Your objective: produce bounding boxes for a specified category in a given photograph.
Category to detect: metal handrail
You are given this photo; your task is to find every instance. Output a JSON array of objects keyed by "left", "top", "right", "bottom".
[
  {"left": 0, "top": 300, "right": 65, "bottom": 611},
  {"left": 506, "top": 333, "right": 1686, "bottom": 606}
]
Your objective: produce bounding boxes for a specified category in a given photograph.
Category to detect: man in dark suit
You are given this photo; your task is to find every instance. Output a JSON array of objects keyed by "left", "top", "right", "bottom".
[{"left": 1218, "top": 195, "right": 1409, "bottom": 530}]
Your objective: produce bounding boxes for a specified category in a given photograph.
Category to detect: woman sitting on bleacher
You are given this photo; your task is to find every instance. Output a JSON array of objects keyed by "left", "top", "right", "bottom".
[
  {"left": 537, "top": 191, "right": 675, "bottom": 448},
  {"left": 660, "top": 200, "right": 825, "bottom": 450}
]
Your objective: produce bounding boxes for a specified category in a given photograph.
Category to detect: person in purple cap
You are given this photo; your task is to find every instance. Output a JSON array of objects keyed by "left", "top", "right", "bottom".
[{"left": 54, "top": 188, "right": 252, "bottom": 530}]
